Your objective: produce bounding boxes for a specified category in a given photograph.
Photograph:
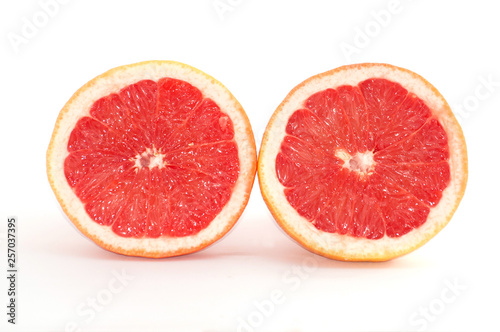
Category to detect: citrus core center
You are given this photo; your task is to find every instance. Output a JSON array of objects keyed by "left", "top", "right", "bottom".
[
  {"left": 133, "top": 147, "right": 165, "bottom": 170},
  {"left": 335, "top": 149, "right": 375, "bottom": 175}
]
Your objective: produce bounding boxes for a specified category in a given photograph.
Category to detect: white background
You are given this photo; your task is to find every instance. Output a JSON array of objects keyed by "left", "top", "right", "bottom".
[{"left": 1, "top": 0, "right": 499, "bottom": 331}]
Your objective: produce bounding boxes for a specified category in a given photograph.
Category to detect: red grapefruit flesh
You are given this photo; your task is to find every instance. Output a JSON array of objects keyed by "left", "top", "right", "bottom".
[
  {"left": 259, "top": 63, "right": 467, "bottom": 261},
  {"left": 47, "top": 61, "right": 257, "bottom": 258}
]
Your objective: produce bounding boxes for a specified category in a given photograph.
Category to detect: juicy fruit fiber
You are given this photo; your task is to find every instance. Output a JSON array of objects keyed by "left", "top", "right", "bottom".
[
  {"left": 47, "top": 61, "right": 257, "bottom": 258},
  {"left": 65, "top": 79, "right": 239, "bottom": 238},
  {"left": 258, "top": 63, "right": 467, "bottom": 261}
]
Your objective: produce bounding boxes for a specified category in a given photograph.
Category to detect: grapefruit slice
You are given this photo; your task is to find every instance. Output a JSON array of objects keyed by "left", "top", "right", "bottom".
[
  {"left": 258, "top": 63, "right": 467, "bottom": 261},
  {"left": 47, "top": 60, "right": 256, "bottom": 258}
]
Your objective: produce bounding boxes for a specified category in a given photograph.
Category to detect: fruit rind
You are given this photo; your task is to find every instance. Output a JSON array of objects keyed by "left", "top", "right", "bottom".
[
  {"left": 258, "top": 63, "right": 468, "bottom": 261},
  {"left": 47, "top": 60, "right": 257, "bottom": 258}
]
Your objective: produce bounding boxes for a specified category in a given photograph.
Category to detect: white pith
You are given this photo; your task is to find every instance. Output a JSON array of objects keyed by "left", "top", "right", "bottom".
[
  {"left": 133, "top": 147, "right": 166, "bottom": 170},
  {"left": 259, "top": 64, "right": 467, "bottom": 260},
  {"left": 339, "top": 150, "right": 375, "bottom": 175},
  {"left": 47, "top": 61, "right": 256, "bottom": 257}
]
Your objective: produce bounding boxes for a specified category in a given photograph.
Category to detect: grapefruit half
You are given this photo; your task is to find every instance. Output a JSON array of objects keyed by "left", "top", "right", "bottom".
[
  {"left": 47, "top": 60, "right": 257, "bottom": 258},
  {"left": 258, "top": 63, "right": 467, "bottom": 261}
]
